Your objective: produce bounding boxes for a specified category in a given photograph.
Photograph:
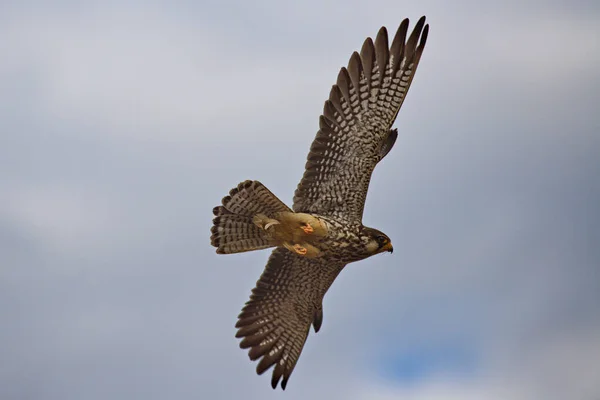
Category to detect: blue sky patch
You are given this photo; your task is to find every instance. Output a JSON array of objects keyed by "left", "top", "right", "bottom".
[{"left": 377, "top": 340, "right": 478, "bottom": 384}]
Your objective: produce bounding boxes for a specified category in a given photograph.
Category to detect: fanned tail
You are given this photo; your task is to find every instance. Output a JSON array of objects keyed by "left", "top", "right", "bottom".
[{"left": 211, "top": 180, "right": 291, "bottom": 254}]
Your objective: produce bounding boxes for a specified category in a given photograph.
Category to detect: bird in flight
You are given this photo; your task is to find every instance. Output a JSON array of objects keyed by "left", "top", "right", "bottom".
[{"left": 211, "top": 16, "right": 429, "bottom": 390}]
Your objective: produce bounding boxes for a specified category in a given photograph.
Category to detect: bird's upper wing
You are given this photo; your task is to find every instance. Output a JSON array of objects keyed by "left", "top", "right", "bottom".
[
  {"left": 293, "top": 17, "right": 429, "bottom": 222},
  {"left": 236, "top": 248, "right": 345, "bottom": 390}
]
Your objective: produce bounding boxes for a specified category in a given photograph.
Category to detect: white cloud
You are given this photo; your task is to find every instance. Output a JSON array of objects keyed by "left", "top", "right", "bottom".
[
  {"left": 353, "top": 325, "right": 600, "bottom": 400},
  {"left": 357, "top": 381, "right": 517, "bottom": 400},
  {"left": 0, "top": 7, "right": 330, "bottom": 141},
  {"left": 2, "top": 184, "right": 123, "bottom": 256}
]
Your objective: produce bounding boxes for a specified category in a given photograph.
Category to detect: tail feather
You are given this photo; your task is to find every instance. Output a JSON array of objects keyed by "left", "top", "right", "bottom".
[
  {"left": 214, "top": 180, "right": 291, "bottom": 217},
  {"left": 211, "top": 215, "right": 274, "bottom": 254},
  {"left": 211, "top": 180, "right": 290, "bottom": 254}
]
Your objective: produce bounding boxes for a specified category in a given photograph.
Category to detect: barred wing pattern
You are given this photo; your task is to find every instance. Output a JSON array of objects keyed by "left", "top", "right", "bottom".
[
  {"left": 293, "top": 17, "right": 429, "bottom": 222},
  {"left": 236, "top": 248, "right": 345, "bottom": 389}
]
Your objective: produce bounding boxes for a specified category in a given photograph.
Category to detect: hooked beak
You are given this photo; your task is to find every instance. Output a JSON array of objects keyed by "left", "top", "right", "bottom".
[{"left": 381, "top": 241, "right": 394, "bottom": 254}]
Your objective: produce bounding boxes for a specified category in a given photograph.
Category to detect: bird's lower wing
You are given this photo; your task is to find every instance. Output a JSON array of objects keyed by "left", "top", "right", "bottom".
[{"left": 236, "top": 248, "right": 345, "bottom": 389}]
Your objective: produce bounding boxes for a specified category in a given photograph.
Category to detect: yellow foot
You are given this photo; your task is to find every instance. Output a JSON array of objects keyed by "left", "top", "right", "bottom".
[
  {"left": 292, "top": 244, "right": 308, "bottom": 255},
  {"left": 301, "top": 223, "right": 314, "bottom": 234}
]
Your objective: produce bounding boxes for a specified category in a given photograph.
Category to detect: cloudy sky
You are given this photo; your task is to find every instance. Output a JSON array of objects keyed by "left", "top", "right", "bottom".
[{"left": 2, "top": 1, "right": 599, "bottom": 399}]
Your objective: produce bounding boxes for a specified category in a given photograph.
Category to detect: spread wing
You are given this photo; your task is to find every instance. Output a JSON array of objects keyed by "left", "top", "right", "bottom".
[
  {"left": 293, "top": 17, "right": 429, "bottom": 222},
  {"left": 236, "top": 248, "right": 345, "bottom": 390}
]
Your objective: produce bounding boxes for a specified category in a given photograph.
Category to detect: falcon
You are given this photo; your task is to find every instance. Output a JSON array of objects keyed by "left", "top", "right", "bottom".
[{"left": 211, "top": 16, "right": 429, "bottom": 389}]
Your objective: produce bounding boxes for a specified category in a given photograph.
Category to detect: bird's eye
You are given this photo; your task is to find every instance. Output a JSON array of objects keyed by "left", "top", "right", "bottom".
[{"left": 376, "top": 235, "right": 387, "bottom": 245}]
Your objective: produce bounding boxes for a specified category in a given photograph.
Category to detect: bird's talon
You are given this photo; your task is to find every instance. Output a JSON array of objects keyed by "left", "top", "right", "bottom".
[
  {"left": 293, "top": 244, "right": 308, "bottom": 255},
  {"left": 264, "top": 221, "right": 280, "bottom": 230},
  {"left": 301, "top": 223, "right": 314, "bottom": 234}
]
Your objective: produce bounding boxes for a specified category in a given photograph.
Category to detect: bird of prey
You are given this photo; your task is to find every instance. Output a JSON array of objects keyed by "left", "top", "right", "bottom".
[{"left": 210, "top": 16, "right": 429, "bottom": 389}]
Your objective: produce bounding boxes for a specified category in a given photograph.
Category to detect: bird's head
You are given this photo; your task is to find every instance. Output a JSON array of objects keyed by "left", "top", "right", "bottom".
[{"left": 362, "top": 227, "right": 393, "bottom": 255}]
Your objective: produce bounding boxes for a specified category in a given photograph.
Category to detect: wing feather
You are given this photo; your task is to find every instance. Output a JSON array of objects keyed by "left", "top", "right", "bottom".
[
  {"left": 360, "top": 38, "right": 375, "bottom": 93},
  {"left": 293, "top": 17, "right": 429, "bottom": 222},
  {"left": 236, "top": 248, "right": 345, "bottom": 390}
]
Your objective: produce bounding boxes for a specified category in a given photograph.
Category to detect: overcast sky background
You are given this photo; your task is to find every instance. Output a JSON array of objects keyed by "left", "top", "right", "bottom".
[{"left": 1, "top": 1, "right": 599, "bottom": 399}]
